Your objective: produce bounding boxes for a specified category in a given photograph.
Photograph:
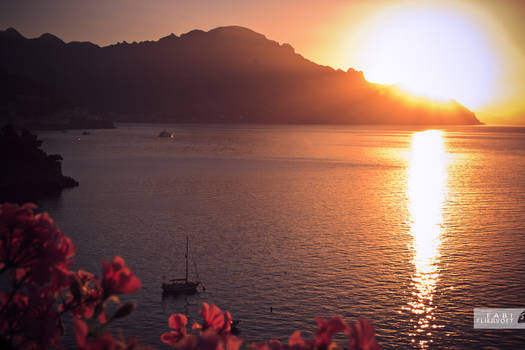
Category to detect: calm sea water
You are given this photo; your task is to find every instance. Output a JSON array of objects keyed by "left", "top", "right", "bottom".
[{"left": 34, "top": 124, "right": 525, "bottom": 349}]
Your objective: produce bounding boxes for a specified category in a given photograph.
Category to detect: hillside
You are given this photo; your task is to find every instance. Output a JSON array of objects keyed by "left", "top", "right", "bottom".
[
  {"left": 0, "top": 26, "right": 481, "bottom": 125},
  {"left": 0, "top": 124, "right": 78, "bottom": 201}
]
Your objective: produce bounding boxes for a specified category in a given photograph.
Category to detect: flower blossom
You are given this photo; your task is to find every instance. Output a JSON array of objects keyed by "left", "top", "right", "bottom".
[
  {"left": 0, "top": 203, "right": 74, "bottom": 293},
  {"left": 162, "top": 314, "right": 190, "bottom": 346},
  {"left": 197, "top": 329, "right": 241, "bottom": 350},
  {"left": 61, "top": 270, "right": 104, "bottom": 320},
  {"left": 314, "top": 316, "right": 346, "bottom": 348},
  {"left": 101, "top": 256, "right": 141, "bottom": 296},
  {"left": 346, "top": 319, "right": 381, "bottom": 350},
  {"left": 193, "top": 303, "right": 232, "bottom": 334},
  {"left": 288, "top": 331, "right": 311, "bottom": 350}
]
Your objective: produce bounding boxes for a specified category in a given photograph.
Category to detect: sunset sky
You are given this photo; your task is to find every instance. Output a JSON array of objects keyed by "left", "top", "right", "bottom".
[{"left": 2, "top": 0, "right": 525, "bottom": 124}]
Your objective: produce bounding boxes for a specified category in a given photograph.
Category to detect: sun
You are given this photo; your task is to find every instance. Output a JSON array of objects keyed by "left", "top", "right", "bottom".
[{"left": 351, "top": 4, "right": 500, "bottom": 109}]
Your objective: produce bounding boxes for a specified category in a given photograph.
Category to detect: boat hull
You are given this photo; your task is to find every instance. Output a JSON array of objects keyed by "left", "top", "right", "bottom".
[{"left": 162, "top": 281, "right": 200, "bottom": 295}]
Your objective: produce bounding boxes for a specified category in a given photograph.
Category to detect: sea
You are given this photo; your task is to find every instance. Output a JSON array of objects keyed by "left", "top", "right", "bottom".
[{"left": 32, "top": 124, "right": 525, "bottom": 349}]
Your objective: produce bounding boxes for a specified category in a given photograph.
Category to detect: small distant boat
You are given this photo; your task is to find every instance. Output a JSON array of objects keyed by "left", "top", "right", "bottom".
[
  {"left": 81, "top": 131, "right": 90, "bottom": 135},
  {"left": 162, "top": 236, "right": 200, "bottom": 295},
  {"left": 159, "top": 130, "right": 174, "bottom": 138}
]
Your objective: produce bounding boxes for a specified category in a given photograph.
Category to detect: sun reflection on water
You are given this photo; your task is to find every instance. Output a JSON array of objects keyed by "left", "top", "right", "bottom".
[{"left": 406, "top": 130, "right": 447, "bottom": 348}]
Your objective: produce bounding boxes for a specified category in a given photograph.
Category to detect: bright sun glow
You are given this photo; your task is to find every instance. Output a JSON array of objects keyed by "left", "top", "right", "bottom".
[{"left": 353, "top": 4, "right": 499, "bottom": 109}]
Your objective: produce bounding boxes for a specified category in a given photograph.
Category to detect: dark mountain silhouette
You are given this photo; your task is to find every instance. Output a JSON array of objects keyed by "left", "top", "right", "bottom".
[{"left": 0, "top": 26, "right": 481, "bottom": 125}]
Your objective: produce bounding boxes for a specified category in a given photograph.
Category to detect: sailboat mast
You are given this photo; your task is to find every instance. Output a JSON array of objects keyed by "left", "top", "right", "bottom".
[{"left": 185, "top": 236, "right": 189, "bottom": 282}]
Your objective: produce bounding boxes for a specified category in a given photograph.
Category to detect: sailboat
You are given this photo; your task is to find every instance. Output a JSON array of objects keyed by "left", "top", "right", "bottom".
[{"left": 162, "top": 236, "right": 200, "bottom": 294}]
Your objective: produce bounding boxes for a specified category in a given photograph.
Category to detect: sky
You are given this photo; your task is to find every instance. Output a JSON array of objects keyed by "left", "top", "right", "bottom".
[{"left": 2, "top": 0, "right": 525, "bottom": 124}]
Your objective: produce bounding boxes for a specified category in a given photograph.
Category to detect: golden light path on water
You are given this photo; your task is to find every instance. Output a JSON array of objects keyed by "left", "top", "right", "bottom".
[{"left": 406, "top": 130, "right": 447, "bottom": 348}]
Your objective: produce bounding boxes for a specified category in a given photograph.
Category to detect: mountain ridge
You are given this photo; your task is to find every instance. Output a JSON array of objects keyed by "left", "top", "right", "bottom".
[{"left": 0, "top": 26, "right": 481, "bottom": 125}]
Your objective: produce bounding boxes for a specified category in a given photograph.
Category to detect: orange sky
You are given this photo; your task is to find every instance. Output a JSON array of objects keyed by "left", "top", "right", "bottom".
[{"left": 1, "top": 0, "right": 524, "bottom": 124}]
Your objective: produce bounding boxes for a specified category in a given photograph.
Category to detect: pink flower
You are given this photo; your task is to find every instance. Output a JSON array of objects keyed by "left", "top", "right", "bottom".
[
  {"left": 195, "top": 303, "right": 228, "bottom": 333},
  {"left": 195, "top": 330, "right": 241, "bottom": 350},
  {"left": 196, "top": 329, "right": 220, "bottom": 350},
  {"left": 73, "top": 318, "right": 89, "bottom": 348},
  {"left": 346, "top": 319, "right": 381, "bottom": 350},
  {"left": 161, "top": 314, "right": 189, "bottom": 346},
  {"left": 221, "top": 334, "right": 242, "bottom": 350},
  {"left": 164, "top": 334, "right": 198, "bottom": 350},
  {"left": 314, "top": 316, "right": 346, "bottom": 348},
  {"left": 0, "top": 292, "right": 29, "bottom": 334},
  {"left": 166, "top": 305, "right": 241, "bottom": 350},
  {"left": 62, "top": 270, "right": 104, "bottom": 320},
  {"left": 17, "top": 287, "right": 63, "bottom": 349},
  {"left": 288, "top": 331, "right": 311, "bottom": 350},
  {"left": 223, "top": 311, "right": 233, "bottom": 333},
  {"left": 0, "top": 203, "right": 75, "bottom": 293},
  {"left": 0, "top": 203, "right": 148, "bottom": 349},
  {"left": 101, "top": 256, "right": 141, "bottom": 296},
  {"left": 74, "top": 319, "right": 118, "bottom": 350},
  {"left": 268, "top": 339, "right": 284, "bottom": 350},
  {"left": 170, "top": 314, "right": 188, "bottom": 333}
]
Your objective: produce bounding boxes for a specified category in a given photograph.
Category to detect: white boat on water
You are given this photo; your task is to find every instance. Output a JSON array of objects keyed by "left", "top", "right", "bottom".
[{"left": 159, "top": 130, "right": 174, "bottom": 138}]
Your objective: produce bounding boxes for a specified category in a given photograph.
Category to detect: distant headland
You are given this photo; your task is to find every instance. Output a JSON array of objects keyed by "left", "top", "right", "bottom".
[
  {"left": 0, "top": 26, "right": 481, "bottom": 125},
  {"left": 0, "top": 124, "right": 78, "bottom": 202}
]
